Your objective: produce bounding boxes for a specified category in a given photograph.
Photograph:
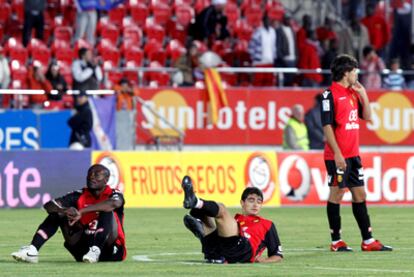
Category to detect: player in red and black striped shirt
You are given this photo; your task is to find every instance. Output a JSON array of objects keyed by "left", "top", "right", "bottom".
[
  {"left": 181, "top": 176, "right": 283, "bottom": 264},
  {"left": 11, "top": 164, "right": 126, "bottom": 263},
  {"left": 321, "top": 54, "right": 392, "bottom": 252}
]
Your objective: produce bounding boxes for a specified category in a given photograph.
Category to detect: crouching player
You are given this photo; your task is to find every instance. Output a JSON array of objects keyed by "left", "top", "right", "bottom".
[
  {"left": 11, "top": 164, "right": 126, "bottom": 263},
  {"left": 181, "top": 176, "right": 283, "bottom": 264}
]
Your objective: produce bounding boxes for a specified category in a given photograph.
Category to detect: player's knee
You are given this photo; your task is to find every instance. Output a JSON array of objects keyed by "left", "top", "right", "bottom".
[
  {"left": 330, "top": 189, "right": 346, "bottom": 203},
  {"left": 216, "top": 203, "right": 228, "bottom": 217}
]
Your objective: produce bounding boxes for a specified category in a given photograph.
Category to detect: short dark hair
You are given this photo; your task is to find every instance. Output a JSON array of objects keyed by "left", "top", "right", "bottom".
[
  {"left": 241, "top": 187, "right": 263, "bottom": 201},
  {"left": 330, "top": 54, "right": 358, "bottom": 82},
  {"left": 362, "top": 45, "right": 374, "bottom": 58},
  {"left": 88, "top": 164, "right": 110, "bottom": 179},
  {"left": 78, "top": 47, "right": 89, "bottom": 59}
]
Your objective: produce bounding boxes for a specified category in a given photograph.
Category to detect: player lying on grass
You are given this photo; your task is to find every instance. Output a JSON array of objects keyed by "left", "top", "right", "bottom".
[
  {"left": 181, "top": 175, "right": 283, "bottom": 263},
  {"left": 11, "top": 164, "right": 126, "bottom": 263}
]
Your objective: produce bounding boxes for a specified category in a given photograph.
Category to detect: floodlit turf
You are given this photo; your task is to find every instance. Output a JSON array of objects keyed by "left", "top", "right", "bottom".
[{"left": 1, "top": 206, "right": 413, "bottom": 276}]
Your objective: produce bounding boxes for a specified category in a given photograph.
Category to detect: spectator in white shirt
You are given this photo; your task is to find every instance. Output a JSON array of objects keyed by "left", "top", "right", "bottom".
[{"left": 72, "top": 47, "right": 103, "bottom": 94}]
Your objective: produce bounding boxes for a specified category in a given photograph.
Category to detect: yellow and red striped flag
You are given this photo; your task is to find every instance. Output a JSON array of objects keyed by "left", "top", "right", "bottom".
[{"left": 204, "top": 68, "right": 228, "bottom": 125}]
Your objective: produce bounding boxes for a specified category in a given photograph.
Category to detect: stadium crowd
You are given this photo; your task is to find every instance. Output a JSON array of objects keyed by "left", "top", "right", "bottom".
[{"left": 0, "top": 0, "right": 412, "bottom": 109}]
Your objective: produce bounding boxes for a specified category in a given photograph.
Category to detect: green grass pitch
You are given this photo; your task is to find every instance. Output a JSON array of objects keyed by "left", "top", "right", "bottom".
[{"left": 0, "top": 206, "right": 413, "bottom": 276}]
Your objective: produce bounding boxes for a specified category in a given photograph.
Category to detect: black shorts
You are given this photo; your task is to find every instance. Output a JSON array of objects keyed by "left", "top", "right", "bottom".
[
  {"left": 64, "top": 234, "right": 125, "bottom": 262},
  {"left": 219, "top": 236, "right": 252, "bottom": 263},
  {"left": 325, "top": 156, "right": 364, "bottom": 189}
]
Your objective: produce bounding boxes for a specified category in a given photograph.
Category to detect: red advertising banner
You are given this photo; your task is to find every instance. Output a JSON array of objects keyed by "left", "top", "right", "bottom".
[
  {"left": 279, "top": 152, "right": 414, "bottom": 205},
  {"left": 135, "top": 88, "right": 414, "bottom": 145}
]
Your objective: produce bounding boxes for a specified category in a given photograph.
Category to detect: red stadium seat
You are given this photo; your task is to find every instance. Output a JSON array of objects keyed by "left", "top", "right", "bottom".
[
  {"left": 130, "top": 2, "right": 149, "bottom": 27},
  {"left": 108, "top": 4, "right": 126, "bottom": 27},
  {"left": 54, "top": 26, "right": 73, "bottom": 42},
  {"left": 194, "top": 0, "right": 210, "bottom": 14},
  {"left": 224, "top": 2, "right": 239, "bottom": 29},
  {"left": 175, "top": 4, "right": 194, "bottom": 27},
  {"left": 144, "top": 39, "right": 166, "bottom": 65},
  {"left": 9, "top": 46, "right": 28, "bottom": 65},
  {"left": 99, "top": 21, "right": 120, "bottom": 45},
  {"left": 62, "top": 5, "right": 76, "bottom": 26},
  {"left": 106, "top": 70, "right": 123, "bottom": 88},
  {"left": 123, "top": 45, "right": 144, "bottom": 66},
  {"left": 233, "top": 40, "right": 251, "bottom": 85},
  {"left": 240, "top": 0, "right": 262, "bottom": 13},
  {"left": 31, "top": 47, "right": 51, "bottom": 69},
  {"left": 11, "top": 0, "right": 24, "bottom": 23},
  {"left": 123, "top": 66, "right": 139, "bottom": 85},
  {"left": 212, "top": 40, "right": 232, "bottom": 58},
  {"left": 173, "top": 0, "right": 193, "bottom": 6},
  {"left": 234, "top": 19, "right": 254, "bottom": 41},
  {"left": 4, "top": 37, "right": 24, "bottom": 55},
  {"left": 52, "top": 39, "right": 75, "bottom": 65},
  {"left": 47, "top": 0, "right": 61, "bottom": 18},
  {"left": 152, "top": 2, "right": 171, "bottom": 26},
  {"left": 245, "top": 4, "right": 263, "bottom": 28},
  {"left": 166, "top": 39, "right": 186, "bottom": 63},
  {"left": 192, "top": 40, "right": 208, "bottom": 53},
  {"left": 27, "top": 38, "right": 48, "bottom": 52},
  {"left": 9, "top": 60, "right": 28, "bottom": 89},
  {"left": 122, "top": 25, "right": 143, "bottom": 46},
  {"left": 219, "top": 67, "right": 237, "bottom": 87},
  {"left": 266, "top": 1, "right": 285, "bottom": 22},
  {"left": 252, "top": 64, "right": 276, "bottom": 87},
  {"left": 168, "top": 22, "right": 187, "bottom": 44},
  {"left": 0, "top": 3, "right": 11, "bottom": 25},
  {"left": 150, "top": 0, "right": 169, "bottom": 7},
  {"left": 97, "top": 39, "right": 120, "bottom": 66},
  {"left": 145, "top": 20, "right": 166, "bottom": 44},
  {"left": 144, "top": 61, "right": 170, "bottom": 87}
]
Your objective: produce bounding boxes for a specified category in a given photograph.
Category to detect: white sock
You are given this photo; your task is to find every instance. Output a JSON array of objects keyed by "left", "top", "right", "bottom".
[
  {"left": 195, "top": 198, "right": 204, "bottom": 209},
  {"left": 331, "top": 239, "right": 342, "bottom": 244},
  {"left": 364, "top": 238, "right": 375, "bottom": 244}
]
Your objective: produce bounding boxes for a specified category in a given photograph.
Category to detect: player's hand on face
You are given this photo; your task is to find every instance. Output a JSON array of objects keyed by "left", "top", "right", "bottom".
[
  {"left": 352, "top": 80, "right": 366, "bottom": 95},
  {"left": 334, "top": 152, "right": 346, "bottom": 171}
]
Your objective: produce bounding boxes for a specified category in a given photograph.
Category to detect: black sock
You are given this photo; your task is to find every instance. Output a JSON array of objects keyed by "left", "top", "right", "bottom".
[
  {"left": 327, "top": 201, "right": 341, "bottom": 241},
  {"left": 31, "top": 213, "right": 61, "bottom": 250},
  {"left": 93, "top": 212, "right": 115, "bottom": 250},
  {"left": 200, "top": 199, "right": 219, "bottom": 217},
  {"left": 190, "top": 208, "right": 205, "bottom": 219},
  {"left": 352, "top": 201, "right": 372, "bottom": 241}
]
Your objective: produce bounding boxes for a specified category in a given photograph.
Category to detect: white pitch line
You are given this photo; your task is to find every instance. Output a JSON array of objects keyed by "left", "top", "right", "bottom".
[{"left": 309, "top": 266, "right": 414, "bottom": 274}]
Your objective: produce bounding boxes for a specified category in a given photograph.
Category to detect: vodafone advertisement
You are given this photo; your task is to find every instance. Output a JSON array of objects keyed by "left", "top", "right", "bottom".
[
  {"left": 279, "top": 152, "right": 414, "bottom": 205},
  {"left": 135, "top": 88, "right": 414, "bottom": 145},
  {"left": 92, "top": 151, "right": 281, "bottom": 208}
]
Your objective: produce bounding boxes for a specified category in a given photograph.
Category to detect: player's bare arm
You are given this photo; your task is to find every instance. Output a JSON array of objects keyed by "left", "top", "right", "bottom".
[
  {"left": 68, "top": 198, "right": 123, "bottom": 225},
  {"left": 255, "top": 255, "right": 283, "bottom": 263},
  {"left": 323, "top": 125, "right": 346, "bottom": 170},
  {"left": 351, "top": 81, "right": 371, "bottom": 121}
]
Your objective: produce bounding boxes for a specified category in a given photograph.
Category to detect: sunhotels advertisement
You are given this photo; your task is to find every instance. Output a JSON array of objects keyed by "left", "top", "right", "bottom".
[{"left": 92, "top": 151, "right": 281, "bottom": 208}]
